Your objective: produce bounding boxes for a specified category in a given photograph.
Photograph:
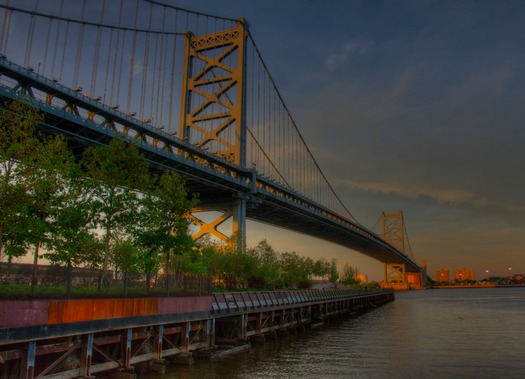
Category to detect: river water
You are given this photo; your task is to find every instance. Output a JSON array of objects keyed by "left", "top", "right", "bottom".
[{"left": 144, "top": 287, "right": 525, "bottom": 378}]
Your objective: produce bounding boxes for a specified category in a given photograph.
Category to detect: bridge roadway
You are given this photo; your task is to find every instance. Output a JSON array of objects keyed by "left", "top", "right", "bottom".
[{"left": 0, "top": 57, "right": 421, "bottom": 273}]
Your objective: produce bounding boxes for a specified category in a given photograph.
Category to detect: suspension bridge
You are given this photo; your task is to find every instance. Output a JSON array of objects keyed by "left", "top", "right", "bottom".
[{"left": 0, "top": 0, "right": 426, "bottom": 284}]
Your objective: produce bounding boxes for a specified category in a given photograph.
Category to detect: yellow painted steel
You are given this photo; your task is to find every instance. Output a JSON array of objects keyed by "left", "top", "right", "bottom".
[
  {"left": 384, "top": 262, "right": 406, "bottom": 284},
  {"left": 180, "top": 20, "right": 248, "bottom": 250},
  {"left": 381, "top": 211, "right": 404, "bottom": 254},
  {"left": 382, "top": 211, "right": 407, "bottom": 283},
  {"left": 179, "top": 20, "right": 248, "bottom": 166},
  {"left": 190, "top": 209, "right": 233, "bottom": 242}
]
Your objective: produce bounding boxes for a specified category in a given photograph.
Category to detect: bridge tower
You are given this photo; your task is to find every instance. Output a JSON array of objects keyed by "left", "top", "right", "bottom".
[
  {"left": 179, "top": 19, "right": 249, "bottom": 252},
  {"left": 382, "top": 211, "right": 407, "bottom": 284}
]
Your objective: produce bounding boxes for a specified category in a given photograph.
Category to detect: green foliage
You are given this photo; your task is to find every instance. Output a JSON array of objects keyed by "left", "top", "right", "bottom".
[
  {"left": 0, "top": 100, "right": 77, "bottom": 262},
  {"left": 247, "top": 239, "right": 281, "bottom": 288},
  {"left": 137, "top": 170, "right": 198, "bottom": 274},
  {"left": 81, "top": 137, "right": 152, "bottom": 269},
  {"left": 340, "top": 263, "right": 361, "bottom": 286},
  {"left": 279, "top": 251, "right": 312, "bottom": 289},
  {"left": 329, "top": 258, "right": 339, "bottom": 283},
  {"left": 44, "top": 177, "right": 103, "bottom": 268},
  {"left": 1, "top": 101, "right": 366, "bottom": 294},
  {"left": 0, "top": 102, "right": 197, "bottom": 274},
  {"left": 312, "top": 257, "right": 331, "bottom": 279},
  {"left": 0, "top": 100, "right": 44, "bottom": 260}
]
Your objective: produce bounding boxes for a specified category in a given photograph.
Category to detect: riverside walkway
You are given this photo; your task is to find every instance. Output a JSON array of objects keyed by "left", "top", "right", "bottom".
[{"left": 0, "top": 289, "right": 394, "bottom": 378}]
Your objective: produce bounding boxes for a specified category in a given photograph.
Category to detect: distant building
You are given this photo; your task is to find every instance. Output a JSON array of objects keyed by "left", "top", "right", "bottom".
[
  {"left": 510, "top": 274, "right": 524, "bottom": 284},
  {"left": 436, "top": 269, "right": 450, "bottom": 283},
  {"left": 454, "top": 269, "right": 475, "bottom": 282}
]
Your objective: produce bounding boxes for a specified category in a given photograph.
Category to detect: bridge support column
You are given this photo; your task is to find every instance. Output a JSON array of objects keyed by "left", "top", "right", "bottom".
[
  {"left": 22, "top": 341, "right": 36, "bottom": 379},
  {"left": 232, "top": 195, "right": 247, "bottom": 253},
  {"left": 180, "top": 19, "right": 249, "bottom": 254},
  {"left": 189, "top": 195, "right": 247, "bottom": 253},
  {"left": 384, "top": 263, "right": 406, "bottom": 284}
]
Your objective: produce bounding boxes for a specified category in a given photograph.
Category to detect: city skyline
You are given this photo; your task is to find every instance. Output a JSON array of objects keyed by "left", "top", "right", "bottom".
[{"left": 185, "top": 0, "right": 525, "bottom": 281}]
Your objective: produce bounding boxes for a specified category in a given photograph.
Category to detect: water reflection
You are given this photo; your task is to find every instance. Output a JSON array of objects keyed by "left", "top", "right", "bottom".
[{"left": 141, "top": 288, "right": 525, "bottom": 378}]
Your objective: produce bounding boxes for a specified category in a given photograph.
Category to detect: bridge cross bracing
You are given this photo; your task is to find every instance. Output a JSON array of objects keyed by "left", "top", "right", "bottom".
[{"left": 0, "top": 0, "right": 423, "bottom": 274}]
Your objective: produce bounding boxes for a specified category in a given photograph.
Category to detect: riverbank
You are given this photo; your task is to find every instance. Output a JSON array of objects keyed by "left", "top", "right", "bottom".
[
  {"left": 147, "top": 287, "right": 524, "bottom": 378},
  {"left": 0, "top": 290, "right": 394, "bottom": 378},
  {"left": 435, "top": 284, "right": 525, "bottom": 289}
]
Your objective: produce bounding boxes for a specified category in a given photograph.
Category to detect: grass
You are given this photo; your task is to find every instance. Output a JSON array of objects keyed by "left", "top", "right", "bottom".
[{"left": 0, "top": 283, "right": 211, "bottom": 299}]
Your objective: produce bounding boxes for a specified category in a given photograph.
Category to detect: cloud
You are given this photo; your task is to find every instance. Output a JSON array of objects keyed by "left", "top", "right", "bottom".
[
  {"left": 338, "top": 179, "right": 524, "bottom": 212},
  {"left": 324, "top": 39, "right": 374, "bottom": 70}
]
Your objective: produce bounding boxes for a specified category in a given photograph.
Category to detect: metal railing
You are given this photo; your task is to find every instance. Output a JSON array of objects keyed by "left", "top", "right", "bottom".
[
  {"left": 212, "top": 289, "right": 390, "bottom": 314},
  {"left": 0, "top": 263, "right": 212, "bottom": 299}
]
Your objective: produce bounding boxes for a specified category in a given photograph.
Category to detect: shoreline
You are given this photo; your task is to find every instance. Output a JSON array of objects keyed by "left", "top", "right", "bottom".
[{"left": 434, "top": 284, "right": 525, "bottom": 289}]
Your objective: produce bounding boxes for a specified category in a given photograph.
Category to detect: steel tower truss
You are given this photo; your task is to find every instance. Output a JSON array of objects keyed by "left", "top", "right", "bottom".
[
  {"left": 179, "top": 20, "right": 248, "bottom": 250},
  {"left": 382, "top": 211, "right": 406, "bottom": 283}
]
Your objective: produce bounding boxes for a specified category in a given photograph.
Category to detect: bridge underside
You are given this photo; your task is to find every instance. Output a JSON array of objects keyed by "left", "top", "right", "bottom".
[
  {"left": 195, "top": 195, "right": 420, "bottom": 273},
  {"left": 0, "top": 58, "right": 421, "bottom": 275},
  {"left": 0, "top": 99, "right": 421, "bottom": 273}
]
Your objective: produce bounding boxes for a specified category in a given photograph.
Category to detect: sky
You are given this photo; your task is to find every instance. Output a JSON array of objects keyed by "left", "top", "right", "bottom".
[
  {"left": 177, "top": 0, "right": 525, "bottom": 281},
  {"left": 2, "top": 0, "right": 524, "bottom": 281}
]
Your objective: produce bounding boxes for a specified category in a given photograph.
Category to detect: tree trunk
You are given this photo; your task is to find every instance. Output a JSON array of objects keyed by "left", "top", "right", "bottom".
[
  {"left": 103, "top": 225, "right": 111, "bottom": 270},
  {"left": 0, "top": 224, "right": 4, "bottom": 261},
  {"left": 30, "top": 241, "right": 40, "bottom": 296}
]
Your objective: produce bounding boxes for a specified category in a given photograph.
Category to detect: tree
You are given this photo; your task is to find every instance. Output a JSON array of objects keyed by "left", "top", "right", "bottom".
[
  {"left": 247, "top": 239, "right": 281, "bottom": 289},
  {"left": 0, "top": 100, "right": 76, "bottom": 264},
  {"left": 45, "top": 186, "right": 103, "bottom": 268},
  {"left": 81, "top": 137, "right": 152, "bottom": 269},
  {"left": 280, "top": 251, "right": 312, "bottom": 289},
  {"left": 340, "top": 263, "right": 361, "bottom": 286},
  {"left": 137, "top": 170, "right": 198, "bottom": 275},
  {"left": 111, "top": 238, "right": 141, "bottom": 273},
  {"left": 329, "top": 258, "right": 339, "bottom": 284},
  {"left": 25, "top": 134, "right": 80, "bottom": 267},
  {"left": 0, "top": 100, "right": 43, "bottom": 261},
  {"left": 312, "top": 257, "right": 331, "bottom": 280}
]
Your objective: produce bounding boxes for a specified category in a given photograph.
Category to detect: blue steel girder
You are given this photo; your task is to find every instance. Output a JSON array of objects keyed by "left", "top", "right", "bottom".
[{"left": 0, "top": 57, "right": 421, "bottom": 273}]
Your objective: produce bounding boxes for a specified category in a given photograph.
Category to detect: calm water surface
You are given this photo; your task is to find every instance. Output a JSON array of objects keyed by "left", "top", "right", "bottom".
[{"left": 144, "top": 287, "right": 525, "bottom": 378}]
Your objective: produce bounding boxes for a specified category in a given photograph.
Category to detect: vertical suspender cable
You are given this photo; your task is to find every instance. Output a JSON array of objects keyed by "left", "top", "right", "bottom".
[
  {"left": 159, "top": 11, "right": 167, "bottom": 125},
  {"left": 252, "top": 42, "right": 256, "bottom": 168},
  {"left": 126, "top": 0, "right": 140, "bottom": 114},
  {"left": 24, "top": 0, "right": 39, "bottom": 68},
  {"left": 90, "top": 0, "right": 105, "bottom": 97},
  {"left": 116, "top": 4, "right": 126, "bottom": 107},
  {"left": 42, "top": 16, "right": 52, "bottom": 75},
  {"left": 280, "top": 103, "right": 284, "bottom": 184},
  {"left": 167, "top": 9, "right": 178, "bottom": 132},
  {"left": 262, "top": 68, "right": 266, "bottom": 174},
  {"left": 156, "top": 10, "right": 167, "bottom": 127},
  {"left": 272, "top": 86, "right": 276, "bottom": 179},
  {"left": 59, "top": 21, "right": 70, "bottom": 82},
  {"left": 257, "top": 58, "right": 261, "bottom": 171},
  {"left": 0, "top": 0, "right": 12, "bottom": 55},
  {"left": 110, "top": 0, "right": 123, "bottom": 105},
  {"left": 73, "top": 0, "right": 86, "bottom": 87},
  {"left": 103, "top": 26, "right": 113, "bottom": 102},
  {"left": 150, "top": 30, "right": 158, "bottom": 123},
  {"left": 140, "top": 3, "right": 153, "bottom": 118},
  {"left": 50, "top": 0, "right": 64, "bottom": 80}
]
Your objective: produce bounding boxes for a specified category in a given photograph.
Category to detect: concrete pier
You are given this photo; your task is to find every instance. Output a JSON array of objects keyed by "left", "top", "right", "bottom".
[{"left": 0, "top": 290, "right": 394, "bottom": 378}]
